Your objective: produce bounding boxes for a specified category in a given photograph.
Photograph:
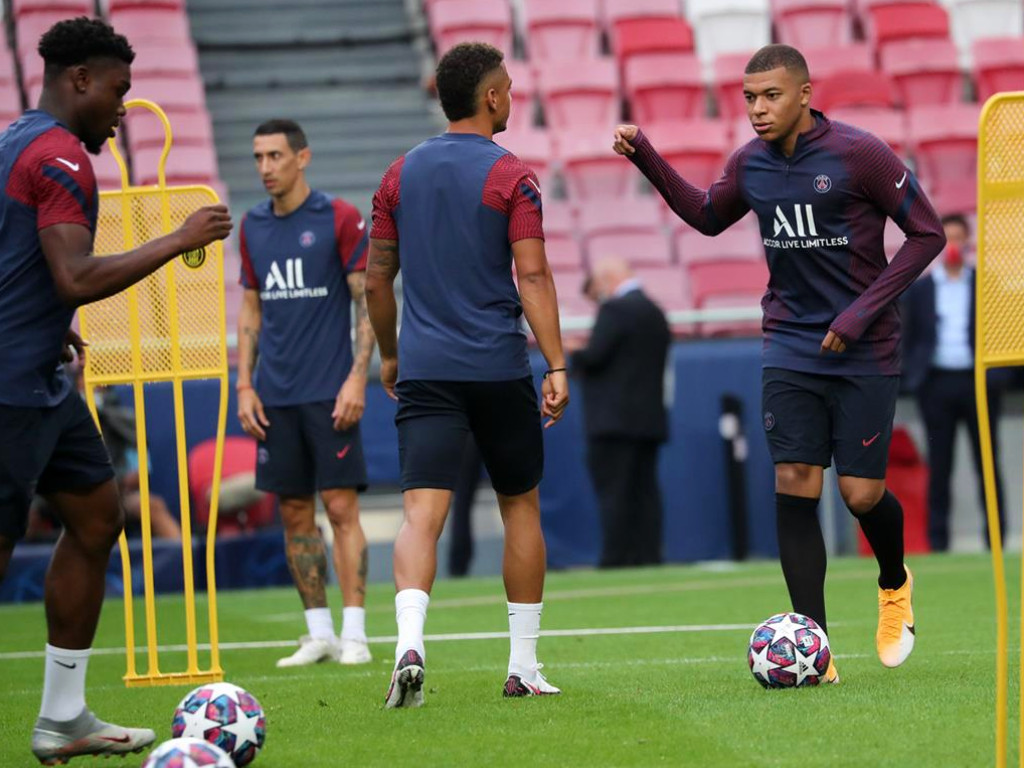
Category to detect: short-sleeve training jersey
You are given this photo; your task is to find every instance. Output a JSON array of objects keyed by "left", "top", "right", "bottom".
[
  {"left": 631, "top": 110, "right": 945, "bottom": 376},
  {"left": 239, "top": 190, "right": 368, "bottom": 406},
  {"left": 0, "top": 110, "right": 99, "bottom": 406},
  {"left": 370, "top": 132, "right": 544, "bottom": 383}
]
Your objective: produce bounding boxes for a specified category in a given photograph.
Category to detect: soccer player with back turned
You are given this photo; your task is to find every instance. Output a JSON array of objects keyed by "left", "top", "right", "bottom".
[
  {"left": 367, "top": 42, "right": 569, "bottom": 707},
  {"left": 0, "top": 18, "right": 232, "bottom": 763},
  {"left": 615, "top": 44, "right": 945, "bottom": 681}
]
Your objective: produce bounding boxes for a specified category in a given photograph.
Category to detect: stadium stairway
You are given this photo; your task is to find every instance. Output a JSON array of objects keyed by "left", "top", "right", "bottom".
[{"left": 187, "top": 0, "right": 442, "bottom": 217}]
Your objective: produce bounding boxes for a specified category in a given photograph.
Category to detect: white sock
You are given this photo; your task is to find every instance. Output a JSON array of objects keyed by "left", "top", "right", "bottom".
[
  {"left": 395, "top": 588, "right": 429, "bottom": 663},
  {"left": 304, "top": 608, "right": 335, "bottom": 641},
  {"left": 39, "top": 645, "right": 90, "bottom": 722},
  {"left": 507, "top": 602, "right": 542, "bottom": 678},
  {"left": 340, "top": 606, "right": 367, "bottom": 642}
]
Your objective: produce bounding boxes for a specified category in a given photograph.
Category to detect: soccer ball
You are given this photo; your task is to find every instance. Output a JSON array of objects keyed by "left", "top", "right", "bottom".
[
  {"left": 748, "top": 612, "right": 831, "bottom": 688},
  {"left": 172, "top": 682, "right": 266, "bottom": 766},
  {"left": 142, "top": 737, "right": 236, "bottom": 768}
]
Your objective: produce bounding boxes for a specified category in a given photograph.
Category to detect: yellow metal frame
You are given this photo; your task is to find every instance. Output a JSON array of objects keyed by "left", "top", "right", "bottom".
[
  {"left": 975, "top": 91, "right": 1024, "bottom": 768},
  {"left": 78, "top": 99, "right": 227, "bottom": 687}
]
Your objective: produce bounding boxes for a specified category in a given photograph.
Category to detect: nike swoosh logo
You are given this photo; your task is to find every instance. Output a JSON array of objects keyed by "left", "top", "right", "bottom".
[
  {"left": 862, "top": 432, "right": 881, "bottom": 447},
  {"left": 895, "top": 172, "right": 907, "bottom": 189},
  {"left": 336, "top": 445, "right": 351, "bottom": 460},
  {"left": 357, "top": 219, "right": 366, "bottom": 230},
  {"left": 53, "top": 660, "right": 77, "bottom": 669},
  {"left": 101, "top": 735, "right": 132, "bottom": 744},
  {"left": 55, "top": 157, "right": 80, "bottom": 172}
]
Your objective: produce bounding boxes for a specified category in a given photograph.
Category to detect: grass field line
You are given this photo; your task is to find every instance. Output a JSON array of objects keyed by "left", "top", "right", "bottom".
[{"left": 252, "top": 559, "right": 995, "bottom": 621}]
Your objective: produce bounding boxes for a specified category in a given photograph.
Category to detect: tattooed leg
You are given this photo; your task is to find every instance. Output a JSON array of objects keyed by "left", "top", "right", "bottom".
[
  {"left": 279, "top": 496, "right": 328, "bottom": 609},
  {"left": 322, "top": 488, "right": 367, "bottom": 608}
]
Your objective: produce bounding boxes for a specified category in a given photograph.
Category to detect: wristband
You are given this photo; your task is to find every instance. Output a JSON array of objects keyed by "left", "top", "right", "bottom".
[
  {"left": 236, "top": 383, "right": 253, "bottom": 392},
  {"left": 543, "top": 367, "right": 567, "bottom": 379}
]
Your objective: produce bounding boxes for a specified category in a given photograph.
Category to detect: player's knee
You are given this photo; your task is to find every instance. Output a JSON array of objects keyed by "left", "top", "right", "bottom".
[
  {"left": 324, "top": 494, "right": 359, "bottom": 529},
  {"left": 840, "top": 483, "right": 885, "bottom": 516},
  {"left": 278, "top": 497, "right": 317, "bottom": 535},
  {"left": 78, "top": 502, "right": 125, "bottom": 552},
  {"left": 775, "top": 463, "right": 816, "bottom": 494}
]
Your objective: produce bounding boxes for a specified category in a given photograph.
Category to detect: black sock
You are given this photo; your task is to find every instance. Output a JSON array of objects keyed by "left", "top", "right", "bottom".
[
  {"left": 776, "top": 493, "right": 828, "bottom": 636},
  {"left": 855, "top": 490, "right": 905, "bottom": 590}
]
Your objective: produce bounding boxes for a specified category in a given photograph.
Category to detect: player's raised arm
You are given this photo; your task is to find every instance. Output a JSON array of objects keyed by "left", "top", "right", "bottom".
[
  {"left": 614, "top": 124, "right": 749, "bottom": 236},
  {"left": 829, "top": 135, "right": 945, "bottom": 345},
  {"left": 41, "top": 205, "right": 231, "bottom": 307}
]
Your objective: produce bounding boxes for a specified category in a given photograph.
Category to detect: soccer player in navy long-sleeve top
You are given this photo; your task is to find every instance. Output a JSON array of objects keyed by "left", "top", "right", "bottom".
[
  {"left": 615, "top": 44, "right": 946, "bottom": 681},
  {"left": 367, "top": 42, "right": 569, "bottom": 706},
  {"left": 0, "top": 18, "right": 231, "bottom": 764}
]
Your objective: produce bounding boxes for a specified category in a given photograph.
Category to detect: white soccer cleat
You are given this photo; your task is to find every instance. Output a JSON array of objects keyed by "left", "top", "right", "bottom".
[
  {"left": 338, "top": 637, "right": 373, "bottom": 665},
  {"left": 31, "top": 708, "right": 155, "bottom": 765},
  {"left": 275, "top": 635, "right": 338, "bottom": 668},
  {"left": 384, "top": 649, "right": 425, "bottom": 709},
  {"left": 503, "top": 664, "right": 561, "bottom": 697}
]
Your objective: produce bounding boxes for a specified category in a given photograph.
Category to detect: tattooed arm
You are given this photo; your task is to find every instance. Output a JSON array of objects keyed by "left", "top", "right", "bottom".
[
  {"left": 236, "top": 288, "right": 270, "bottom": 440},
  {"left": 364, "top": 239, "right": 400, "bottom": 399},
  {"left": 332, "top": 271, "right": 376, "bottom": 431}
]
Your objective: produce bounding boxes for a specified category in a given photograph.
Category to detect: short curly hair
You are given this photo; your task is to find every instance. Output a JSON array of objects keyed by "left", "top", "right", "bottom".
[
  {"left": 745, "top": 44, "right": 809, "bottom": 81},
  {"left": 38, "top": 17, "right": 135, "bottom": 79},
  {"left": 435, "top": 42, "right": 505, "bottom": 122}
]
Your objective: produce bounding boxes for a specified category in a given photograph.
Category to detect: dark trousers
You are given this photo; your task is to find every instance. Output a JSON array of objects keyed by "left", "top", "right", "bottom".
[
  {"left": 587, "top": 437, "right": 664, "bottom": 567},
  {"left": 448, "top": 436, "right": 483, "bottom": 577},
  {"left": 917, "top": 368, "right": 1005, "bottom": 551}
]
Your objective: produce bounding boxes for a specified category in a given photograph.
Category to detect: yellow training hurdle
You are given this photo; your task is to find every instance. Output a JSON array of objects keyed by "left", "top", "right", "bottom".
[{"left": 78, "top": 99, "right": 227, "bottom": 687}]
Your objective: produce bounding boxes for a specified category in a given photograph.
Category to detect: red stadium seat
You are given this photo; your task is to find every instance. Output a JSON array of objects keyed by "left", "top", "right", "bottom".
[
  {"left": 713, "top": 51, "right": 757, "bottom": 121},
  {"left": 604, "top": 0, "right": 681, "bottom": 26},
  {"left": 814, "top": 70, "right": 898, "bottom": 111},
  {"left": 541, "top": 201, "right": 583, "bottom": 271},
  {"left": 882, "top": 38, "right": 963, "bottom": 107},
  {"left": 523, "top": 0, "right": 600, "bottom": 62},
  {"left": 687, "top": 259, "right": 768, "bottom": 335},
  {"left": 773, "top": 0, "right": 852, "bottom": 49},
  {"left": 551, "top": 269, "right": 596, "bottom": 320},
  {"left": 539, "top": 58, "right": 620, "bottom": 132},
  {"left": 867, "top": 2, "right": 950, "bottom": 59},
  {"left": 11, "top": 0, "right": 90, "bottom": 17},
  {"left": 429, "top": 0, "right": 513, "bottom": 55},
  {"left": 560, "top": 133, "right": 638, "bottom": 199},
  {"left": 613, "top": 17, "right": 694, "bottom": 66},
  {"left": 0, "top": 81, "right": 21, "bottom": 115},
  {"left": 129, "top": 76, "right": 207, "bottom": 113},
  {"left": 133, "top": 144, "right": 220, "bottom": 186},
  {"left": 802, "top": 43, "right": 874, "bottom": 80},
  {"left": 828, "top": 107, "right": 907, "bottom": 156},
  {"left": 624, "top": 53, "right": 705, "bottom": 123},
  {"left": 973, "top": 37, "right": 1024, "bottom": 102},
  {"left": 108, "top": 7, "right": 193, "bottom": 44},
  {"left": 125, "top": 108, "right": 214, "bottom": 151},
  {"left": 949, "top": 0, "right": 1024, "bottom": 66},
  {"left": 633, "top": 265, "right": 692, "bottom": 313},
  {"left": 908, "top": 104, "right": 979, "bottom": 215},
  {"left": 495, "top": 128, "right": 555, "bottom": 195},
  {"left": 580, "top": 197, "right": 673, "bottom": 266},
  {"left": 504, "top": 59, "right": 537, "bottom": 131},
  {"left": 642, "top": 119, "right": 731, "bottom": 189},
  {"left": 675, "top": 215, "right": 762, "bottom": 263},
  {"left": 15, "top": 11, "right": 87, "bottom": 61},
  {"left": 130, "top": 41, "right": 201, "bottom": 78},
  {"left": 109, "top": 0, "right": 185, "bottom": 11},
  {"left": 0, "top": 49, "right": 15, "bottom": 85}
]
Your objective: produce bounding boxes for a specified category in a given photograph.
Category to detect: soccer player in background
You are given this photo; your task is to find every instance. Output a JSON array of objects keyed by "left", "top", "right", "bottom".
[
  {"left": 0, "top": 18, "right": 232, "bottom": 763},
  {"left": 367, "top": 42, "right": 569, "bottom": 707},
  {"left": 237, "top": 119, "right": 375, "bottom": 667},
  {"left": 614, "top": 44, "right": 945, "bottom": 681}
]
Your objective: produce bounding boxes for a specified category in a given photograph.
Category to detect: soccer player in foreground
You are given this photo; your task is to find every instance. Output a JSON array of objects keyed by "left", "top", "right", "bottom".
[
  {"left": 614, "top": 44, "right": 945, "bottom": 680},
  {"left": 237, "top": 119, "right": 374, "bottom": 667},
  {"left": 366, "top": 42, "right": 569, "bottom": 707},
  {"left": 0, "top": 18, "right": 232, "bottom": 764}
]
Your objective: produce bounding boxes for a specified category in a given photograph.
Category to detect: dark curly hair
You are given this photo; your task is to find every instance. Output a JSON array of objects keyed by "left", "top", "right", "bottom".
[
  {"left": 38, "top": 17, "right": 135, "bottom": 80},
  {"left": 435, "top": 42, "right": 505, "bottom": 122},
  {"left": 745, "top": 44, "right": 809, "bottom": 81}
]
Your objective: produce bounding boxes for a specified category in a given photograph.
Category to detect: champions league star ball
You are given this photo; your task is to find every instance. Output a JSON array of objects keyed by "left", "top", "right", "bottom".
[
  {"left": 142, "top": 737, "right": 236, "bottom": 768},
  {"left": 172, "top": 683, "right": 266, "bottom": 766},
  {"left": 748, "top": 612, "right": 831, "bottom": 688}
]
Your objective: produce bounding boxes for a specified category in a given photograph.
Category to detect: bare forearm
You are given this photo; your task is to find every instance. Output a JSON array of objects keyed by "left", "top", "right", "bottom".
[
  {"left": 237, "top": 300, "right": 261, "bottom": 386},
  {"left": 365, "top": 279, "right": 398, "bottom": 358},
  {"left": 61, "top": 231, "right": 186, "bottom": 307},
  {"left": 347, "top": 275, "right": 376, "bottom": 377},
  {"left": 519, "top": 271, "right": 566, "bottom": 370}
]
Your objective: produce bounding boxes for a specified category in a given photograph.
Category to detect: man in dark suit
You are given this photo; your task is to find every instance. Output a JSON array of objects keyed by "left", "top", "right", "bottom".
[
  {"left": 571, "top": 258, "right": 671, "bottom": 567},
  {"left": 902, "top": 214, "right": 1005, "bottom": 551}
]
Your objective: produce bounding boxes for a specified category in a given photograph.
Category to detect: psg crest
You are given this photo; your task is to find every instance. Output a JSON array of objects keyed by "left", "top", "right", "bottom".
[
  {"left": 813, "top": 174, "right": 832, "bottom": 194},
  {"left": 181, "top": 247, "right": 206, "bottom": 269}
]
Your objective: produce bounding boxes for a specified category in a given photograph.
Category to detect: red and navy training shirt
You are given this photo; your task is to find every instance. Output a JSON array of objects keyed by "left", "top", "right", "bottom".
[
  {"left": 370, "top": 132, "right": 544, "bottom": 382},
  {"left": 631, "top": 110, "right": 945, "bottom": 376},
  {"left": 239, "top": 190, "right": 368, "bottom": 406},
  {"left": 0, "top": 110, "right": 99, "bottom": 406}
]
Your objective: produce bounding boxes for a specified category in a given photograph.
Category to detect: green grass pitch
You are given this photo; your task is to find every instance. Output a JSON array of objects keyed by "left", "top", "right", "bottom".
[{"left": 0, "top": 554, "right": 1018, "bottom": 767}]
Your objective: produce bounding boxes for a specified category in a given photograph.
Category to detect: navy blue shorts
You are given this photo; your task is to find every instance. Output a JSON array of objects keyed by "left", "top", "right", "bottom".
[
  {"left": 255, "top": 401, "right": 368, "bottom": 497},
  {"left": 0, "top": 392, "right": 115, "bottom": 540},
  {"left": 395, "top": 377, "right": 543, "bottom": 496},
  {"left": 762, "top": 367, "right": 899, "bottom": 479}
]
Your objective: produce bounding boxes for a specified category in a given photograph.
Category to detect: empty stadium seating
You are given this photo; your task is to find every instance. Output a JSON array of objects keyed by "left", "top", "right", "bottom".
[
  {"left": 865, "top": 2, "right": 951, "bottom": 60},
  {"left": 523, "top": 0, "right": 600, "bottom": 61},
  {"left": 828, "top": 106, "right": 907, "bottom": 155},
  {"left": 124, "top": 108, "right": 214, "bottom": 151},
  {"left": 687, "top": 0, "right": 772, "bottom": 75},
  {"left": 613, "top": 17, "right": 694, "bottom": 66},
  {"left": 947, "top": 0, "right": 1024, "bottom": 67},
  {"left": 128, "top": 76, "right": 208, "bottom": 114},
  {"left": 803, "top": 43, "right": 875, "bottom": 80},
  {"left": 882, "top": 37, "right": 963, "bottom": 107},
  {"left": 542, "top": 200, "right": 585, "bottom": 271},
  {"left": 560, "top": 133, "right": 638, "bottom": 199},
  {"left": 624, "top": 52, "right": 705, "bottom": 123},
  {"left": 579, "top": 197, "right": 674, "bottom": 266},
  {"left": 504, "top": 58, "right": 537, "bottom": 130},
  {"left": 973, "top": 37, "right": 1024, "bottom": 102},
  {"left": 539, "top": 58, "right": 620, "bottom": 132},
  {"left": 91, "top": 145, "right": 130, "bottom": 190},
  {"left": 428, "top": 0, "right": 514, "bottom": 54},
  {"left": 642, "top": 119, "right": 731, "bottom": 189},
  {"left": 675, "top": 215, "right": 763, "bottom": 262},
  {"left": 133, "top": 143, "right": 220, "bottom": 186},
  {"left": 108, "top": 6, "right": 194, "bottom": 44},
  {"left": 11, "top": 0, "right": 90, "bottom": 17},
  {"left": 687, "top": 259, "right": 769, "bottom": 335},
  {"left": 633, "top": 265, "right": 691, "bottom": 313},
  {"left": 814, "top": 70, "right": 898, "bottom": 111},
  {"left": 552, "top": 269, "right": 596, "bottom": 320},
  {"left": 773, "top": 0, "right": 851, "bottom": 49},
  {"left": 603, "top": 0, "right": 683, "bottom": 26},
  {"left": 713, "top": 52, "right": 757, "bottom": 121},
  {"left": 130, "top": 41, "right": 201, "bottom": 79},
  {"left": 908, "top": 103, "right": 979, "bottom": 214},
  {"left": 496, "top": 128, "right": 555, "bottom": 194}
]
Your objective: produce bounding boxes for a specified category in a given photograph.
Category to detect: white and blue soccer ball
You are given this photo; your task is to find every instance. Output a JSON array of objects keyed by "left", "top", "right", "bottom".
[
  {"left": 172, "top": 682, "right": 265, "bottom": 766},
  {"left": 142, "top": 737, "right": 236, "bottom": 768},
  {"left": 748, "top": 612, "right": 831, "bottom": 688}
]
